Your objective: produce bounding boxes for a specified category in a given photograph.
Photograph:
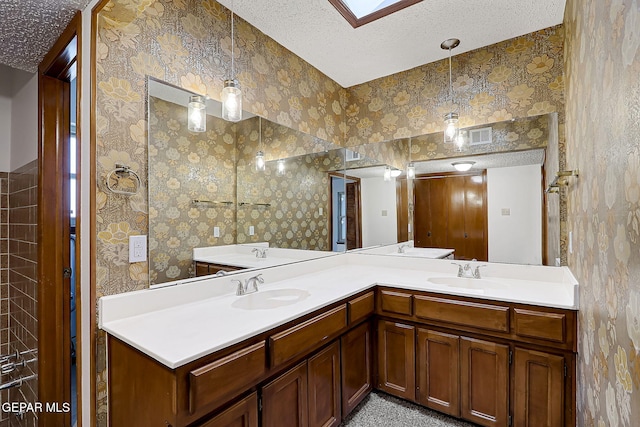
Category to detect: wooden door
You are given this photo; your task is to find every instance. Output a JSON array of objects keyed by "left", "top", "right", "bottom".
[
  {"left": 308, "top": 342, "right": 341, "bottom": 427},
  {"left": 262, "top": 362, "right": 308, "bottom": 427},
  {"left": 341, "top": 321, "right": 372, "bottom": 416},
  {"left": 513, "top": 348, "right": 564, "bottom": 427},
  {"left": 396, "top": 178, "right": 409, "bottom": 242},
  {"left": 416, "top": 329, "right": 460, "bottom": 416},
  {"left": 462, "top": 174, "right": 487, "bottom": 261},
  {"left": 345, "top": 181, "right": 362, "bottom": 249},
  {"left": 200, "top": 392, "right": 258, "bottom": 427},
  {"left": 414, "top": 177, "right": 449, "bottom": 248},
  {"left": 377, "top": 320, "right": 415, "bottom": 401},
  {"left": 460, "top": 337, "right": 509, "bottom": 427}
]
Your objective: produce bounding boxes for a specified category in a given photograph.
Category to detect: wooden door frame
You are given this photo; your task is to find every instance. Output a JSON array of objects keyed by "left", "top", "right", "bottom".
[
  {"left": 344, "top": 175, "right": 362, "bottom": 250},
  {"left": 38, "top": 11, "right": 82, "bottom": 427}
]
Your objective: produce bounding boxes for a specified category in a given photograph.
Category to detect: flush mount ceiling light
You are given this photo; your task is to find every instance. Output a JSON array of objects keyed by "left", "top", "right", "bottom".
[
  {"left": 328, "top": 0, "right": 423, "bottom": 28},
  {"left": 221, "top": 2, "right": 242, "bottom": 122},
  {"left": 187, "top": 94, "right": 206, "bottom": 132},
  {"left": 452, "top": 161, "right": 475, "bottom": 172},
  {"left": 442, "top": 38, "right": 461, "bottom": 147}
]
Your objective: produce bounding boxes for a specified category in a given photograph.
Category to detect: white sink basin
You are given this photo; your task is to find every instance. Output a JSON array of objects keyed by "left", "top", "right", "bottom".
[
  {"left": 232, "top": 288, "right": 310, "bottom": 310},
  {"left": 428, "top": 277, "right": 508, "bottom": 291}
]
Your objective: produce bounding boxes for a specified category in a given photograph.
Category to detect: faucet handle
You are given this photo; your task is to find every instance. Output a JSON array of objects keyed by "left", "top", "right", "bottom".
[
  {"left": 473, "top": 265, "right": 487, "bottom": 279},
  {"left": 232, "top": 279, "right": 243, "bottom": 295},
  {"left": 451, "top": 262, "right": 464, "bottom": 277},
  {"left": 254, "top": 273, "right": 264, "bottom": 284}
]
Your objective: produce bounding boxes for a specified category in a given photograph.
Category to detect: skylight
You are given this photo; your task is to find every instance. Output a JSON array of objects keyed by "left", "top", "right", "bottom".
[{"left": 329, "top": 0, "right": 423, "bottom": 28}]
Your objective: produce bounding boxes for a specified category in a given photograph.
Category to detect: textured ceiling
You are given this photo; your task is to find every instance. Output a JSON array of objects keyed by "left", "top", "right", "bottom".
[
  {"left": 0, "top": 0, "right": 92, "bottom": 73},
  {"left": 217, "top": 0, "right": 566, "bottom": 87}
]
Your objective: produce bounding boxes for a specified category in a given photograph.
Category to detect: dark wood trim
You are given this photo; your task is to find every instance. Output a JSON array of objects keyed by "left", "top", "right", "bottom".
[
  {"left": 38, "top": 10, "right": 82, "bottom": 427},
  {"left": 541, "top": 164, "right": 548, "bottom": 266},
  {"left": 328, "top": 0, "right": 423, "bottom": 28},
  {"left": 90, "top": 2, "right": 112, "bottom": 426}
]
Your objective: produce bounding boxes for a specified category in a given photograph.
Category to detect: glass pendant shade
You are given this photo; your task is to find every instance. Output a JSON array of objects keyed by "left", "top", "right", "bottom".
[
  {"left": 444, "top": 112, "right": 459, "bottom": 144},
  {"left": 276, "top": 159, "right": 285, "bottom": 176},
  {"left": 187, "top": 95, "right": 206, "bottom": 132},
  {"left": 383, "top": 166, "right": 391, "bottom": 182},
  {"left": 407, "top": 162, "right": 415, "bottom": 180},
  {"left": 255, "top": 151, "right": 265, "bottom": 171},
  {"left": 221, "top": 80, "right": 242, "bottom": 122}
]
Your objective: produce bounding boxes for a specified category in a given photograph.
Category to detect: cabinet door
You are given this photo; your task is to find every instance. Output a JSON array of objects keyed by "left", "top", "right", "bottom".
[
  {"left": 377, "top": 320, "right": 415, "bottom": 401},
  {"left": 308, "top": 342, "right": 341, "bottom": 427},
  {"left": 262, "top": 362, "right": 308, "bottom": 427},
  {"left": 199, "top": 392, "right": 258, "bottom": 427},
  {"left": 514, "top": 348, "right": 564, "bottom": 427},
  {"left": 341, "top": 321, "right": 372, "bottom": 416},
  {"left": 416, "top": 329, "right": 460, "bottom": 416},
  {"left": 460, "top": 337, "right": 509, "bottom": 427}
]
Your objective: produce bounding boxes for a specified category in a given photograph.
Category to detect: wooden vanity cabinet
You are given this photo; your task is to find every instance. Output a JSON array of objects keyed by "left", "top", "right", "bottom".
[
  {"left": 416, "top": 329, "right": 460, "bottom": 416},
  {"left": 262, "top": 362, "right": 309, "bottom": 427},
  {"left": 376, "top": 320, "right": 415, "bottom": 400},
  {"left": 194, "top": 261, "right": 246, "bottom": 276},
  {"left": 198, "top": 392, "right": 258, "bottom": 427},
  {"left": 262, "top": 341, "right": 341, "bottom": 427},
  {"left": 341, "top": 321, "right": 373, "bottom": 416},
  {"left": 460, "top": 337, "right": 509, "bottom": 427}
]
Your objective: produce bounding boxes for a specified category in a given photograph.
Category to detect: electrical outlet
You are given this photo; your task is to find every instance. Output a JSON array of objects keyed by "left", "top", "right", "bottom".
[
  {"left": 501, "top": 208, "right": 511, "bottom": 216},
  {"left": 381, "top": 210, "right": 388, "bottom": 217},
  {"left": 214, "top": 226, "right": 220, "bottom": 237},
  {"left": 249, "top": 226, "right": 255, "bottom": 236},
  {"left": 129, "top": 235, "right": 147, "bottom": 263}
]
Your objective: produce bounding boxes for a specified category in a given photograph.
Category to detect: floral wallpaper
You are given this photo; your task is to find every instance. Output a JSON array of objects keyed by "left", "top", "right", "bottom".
[
  {"left": 93, "top": 0, "right": 572, "bottom": 423},
  {"left": 564, "top": 0, "right": 640, "bottom": 426},
  {"left": 148, "top": 97, "right": 237, "bottom": 284}
]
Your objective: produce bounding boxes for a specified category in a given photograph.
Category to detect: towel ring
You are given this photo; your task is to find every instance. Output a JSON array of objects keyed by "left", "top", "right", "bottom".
[{"left": 105, "top": 164, "right": 141, "bottom": 195}]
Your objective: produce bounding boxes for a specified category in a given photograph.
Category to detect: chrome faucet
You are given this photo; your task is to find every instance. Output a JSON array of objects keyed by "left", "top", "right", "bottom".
[
  {"left": 452, "top": 262, "right": 486, "bottom": 279},
  {"left": 233, "top": 274, "right": 264, "bottom": 296},
  {"left": 252, "top": 247, "right": 268, "bottom": 258},
  {"left": 397, "top": 244, "right": 409, "bottom": 254}
]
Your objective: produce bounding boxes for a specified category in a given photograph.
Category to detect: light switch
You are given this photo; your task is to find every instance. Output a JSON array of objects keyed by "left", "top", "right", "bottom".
[
  {"left": 501, "top": 208, "right": 511, "bottom": 216},
  {"left": 249, "top": 225, "right": 255, "bottom": 236},
  {"left": 381, "top": 210, "right": 388, "bottom": 217},
  {"left": 319, "top": 207, "right": 323, "bottom": 215},
  {"left": 129, "top": 235, "right": 147, "bottom": 263},
  {"left": 214, "top": 226, "right": 220, "bottom": 237}
]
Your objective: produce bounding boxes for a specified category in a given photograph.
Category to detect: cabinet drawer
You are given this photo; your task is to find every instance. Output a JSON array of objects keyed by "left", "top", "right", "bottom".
[
  {"left": 414, "top": 295, "right": 509, "bottom": 333},
  {"left": 270, "top": 305, "right": 347, "bottom": 367},
  {"left": 198, "top": 392, "right": 258, "bottom": 427},
  {"left": 189, "top": 342, "right": 266, "bottom": 413},
  {"left": 379, "top": 290, "right": 413, "bottom": 316},
  {"left": 513, "top": 308, "right": 566, "bottom": 343},
  {"left": 348, "top": 291, "right": 374, "bottom": 324}
]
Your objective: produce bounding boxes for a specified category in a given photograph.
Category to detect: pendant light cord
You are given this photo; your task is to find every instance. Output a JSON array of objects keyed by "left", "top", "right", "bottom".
[
  {"left": 448, "top": 47, "right": 453, "bottom": 103},
  {"left": 231, "top": 2, "right": 235, "bottom": 79}
]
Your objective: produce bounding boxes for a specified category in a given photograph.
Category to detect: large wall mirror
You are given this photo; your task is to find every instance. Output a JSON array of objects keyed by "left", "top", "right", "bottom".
[{"left": 147, "top": 77, "right": 559, "bottom": 285}]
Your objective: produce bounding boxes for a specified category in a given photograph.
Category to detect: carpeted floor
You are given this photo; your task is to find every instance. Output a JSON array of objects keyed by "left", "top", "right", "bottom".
[{"left": 340, "top": 392, "right": 478, "bottom": 427}]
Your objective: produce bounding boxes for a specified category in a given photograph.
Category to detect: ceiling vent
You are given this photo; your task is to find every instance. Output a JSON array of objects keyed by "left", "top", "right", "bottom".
[
  {"left": 345, "top": 149, "right": 362, "bottom": 161},
  {"left": 469, "top": 127, "right": 492, "bottom": 145}
]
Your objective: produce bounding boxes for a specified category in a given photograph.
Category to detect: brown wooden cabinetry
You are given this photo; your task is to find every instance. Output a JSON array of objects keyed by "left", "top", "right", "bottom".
[
  {"left": 199, "top": 393, "right": 258, "bottom": 427},
  {"left": 416, "top": 329, "right": 460, "bottom": 416},
  {"left": 341, "top": 321, "right": 372, "bottom": 416},
  {"left": 308, "top": 342, "right": 341, "bottom": 427},
  {"left": 195, "top": 261, "right": 246, "bottom": 277},
  {"left": 262, "top": 362, "right": 309, "bottom": 427},
  {"left": 460, "top": 337, "right": 509, "bottom": 427},
  {"left": 376, "top": 320, "right": 415, "bottom": 400},
  {"left": 514, "top": 348, "right": 565, "bottom": 427}
]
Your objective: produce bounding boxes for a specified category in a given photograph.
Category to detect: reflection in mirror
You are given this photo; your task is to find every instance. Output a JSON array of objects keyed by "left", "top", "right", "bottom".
[
  {"left": 147, "top": 78, "right": 345, "bottom": 285},
  {"left": 352, "top": 113, "right": 558, "bottom": 266}
]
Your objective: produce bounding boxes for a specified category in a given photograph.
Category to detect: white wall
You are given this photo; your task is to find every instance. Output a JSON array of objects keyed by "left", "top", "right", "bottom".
[
  {"left": 10, "top": 73, "right": 38, "bottom": 170},
  {"left": 361, "top": 176, "right": 398, "bottom": 247},
  {"left": 0, "top": 95, "right": 11, "bottom": 171},
  {"left": 487, "top": 164, "right": 542, "bottom": 264}
]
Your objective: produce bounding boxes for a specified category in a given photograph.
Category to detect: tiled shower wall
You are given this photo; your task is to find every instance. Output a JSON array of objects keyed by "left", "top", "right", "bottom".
[
  {"left": 0, "top": 171, "right": 9, "bottom": 425},
  {"left": 8, "top": 160, "right": 38, "bottom": 427}
]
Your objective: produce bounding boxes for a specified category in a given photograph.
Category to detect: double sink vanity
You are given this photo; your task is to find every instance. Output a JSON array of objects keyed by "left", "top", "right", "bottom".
[{"left": 100, "top": 251, "right": 578, "bottom": 427}]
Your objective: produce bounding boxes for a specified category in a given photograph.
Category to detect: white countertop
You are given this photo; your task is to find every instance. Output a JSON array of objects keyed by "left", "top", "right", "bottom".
[
  {"left": 100, "top": 253, "right": 578, "bottom": 369},
  {"left": 192, "top": 243, "right": 335, "bottom": 269}
]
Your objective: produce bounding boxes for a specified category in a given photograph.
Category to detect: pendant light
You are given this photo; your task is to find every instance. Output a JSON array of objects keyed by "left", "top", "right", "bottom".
[
  {"left": 187, "top": 94, "right": 206, "bottom": 132},
  {"left": 406, "top": 137, "right": 415, "bottom": 179},
  {"left": 383, "top": 166, "right": 391, "bottom": 182},
  {"left": 441, "top": 38, "right": 460, "bottom": 144},
  {"left": 255, "top": 118, "right": 265, "bottom": 171},
  {"left": 221, "top": 2, "right": 242, "bottom": 122},
  {"left": 276, "top": 159, "right": 285, "bottom": 176}
]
